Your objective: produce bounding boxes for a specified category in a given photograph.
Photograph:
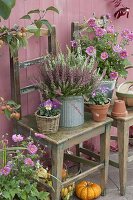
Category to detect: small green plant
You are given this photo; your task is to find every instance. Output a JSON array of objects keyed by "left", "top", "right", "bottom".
[
  {"left": 0, "top": 97, "right": 21, "bottom": 120},
  {"left": 37, "top": 99, "right": 61, "bottom": 117},
  {"left": 88, "top": 87, "right": 111, "bottom": 105},
  {"left": 0, "top": 6, "right": 59, "bottom": 56}
]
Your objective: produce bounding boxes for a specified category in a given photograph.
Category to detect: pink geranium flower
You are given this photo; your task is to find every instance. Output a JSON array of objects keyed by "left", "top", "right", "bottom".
[
  {"left": 12, "top": 134, "right": 23, "bottom": 142},
  {"left": 24, "top": 158, "right": 34, "bottom": 166},
  {"left": 95, "top": 27, "right": 106, "bottom": 37},
  {"left": 100, "top": 52, "right": 108, "bottom": 60},
  {"left": 0, "top": 165, "right": 11, "bottom": 176},
  {"left": 113, "top": 45, "right": 122, "bottom": 53},
  {"left": 119, "top": 50, "right": 128, "bottom": 59},
  {"left": 107, "top": 25, "right": 115, "bottom": 34},
  {"left": 27, "top": 143, "right": 38, "bottom": 154},
  {"left": 121, "top": 29, "right": 130, "bottom": 39},
  {"left": 109, "top": 72, "right": 118, "bottom": 80},
  {"left": 87, "top": 18, "right": 97, "bottom": 28},
  {"left": 85, "top": 46, "right": 96, "bottom": 56}
]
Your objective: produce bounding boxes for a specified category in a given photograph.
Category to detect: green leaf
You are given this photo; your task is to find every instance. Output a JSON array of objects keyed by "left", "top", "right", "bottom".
[
  {"left": 46, "top": 6, "right": 59, "bottom": 14},
  {"left": 34, "top": 20, "right": 42, "bottom": 29},
  {"left": 20, "top": 14, "right": 31, "bottom": 20},
  {"left": 4, "top": 109, "right": 11, "bottom": 119},
  {"left": 0, "top": 0, "right": 16, "bottom": 19},
  {"left": 27, "top": 9, "right": 40, "bottom": 15},
  {"left": 40, "top": 19, "right": 52, "bottom": 32}
]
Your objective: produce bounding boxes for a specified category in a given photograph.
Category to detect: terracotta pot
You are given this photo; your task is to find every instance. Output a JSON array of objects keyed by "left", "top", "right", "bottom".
[
  {"left": 111, "top": 100, "right": 128, "bottom": 117},
  {"left": 89, "top": 103, "right": 110, "bottom": 122}
]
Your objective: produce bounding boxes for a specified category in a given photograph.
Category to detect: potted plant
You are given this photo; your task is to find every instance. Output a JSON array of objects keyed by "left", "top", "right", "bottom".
[
  {"left": 35, "top": 99, "right": 61, "bottom": 133},
  {"left": 35, "top": 47, "right": 103, "bottom": 128},
  {"left": 72, "top": 14, "right": 133, "bottom": 80},
  {"left": 85, "top": 87, "right": 111, "bottom": 122},
  {"left": 0, "top": 134, "right": 51, "bottom": 200}
]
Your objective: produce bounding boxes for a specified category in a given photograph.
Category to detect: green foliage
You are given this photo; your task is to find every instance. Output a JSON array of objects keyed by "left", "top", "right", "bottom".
[
  {"left": 0, "top": 5, "right": 59, "bottom": 56},
  {"left": 88, "top": 88, "right": 111, "bottom": 105},
  {"left": 0, "top": 0, "right": 16, "bottom": 19},
  {"left": 0, "top": 136, "right": 50, "bottom": 200}
]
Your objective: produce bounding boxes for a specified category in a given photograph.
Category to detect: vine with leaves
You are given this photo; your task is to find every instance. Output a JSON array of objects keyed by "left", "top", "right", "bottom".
[{"left": 0, "top": 2, "right": 59, "bottom": 56}]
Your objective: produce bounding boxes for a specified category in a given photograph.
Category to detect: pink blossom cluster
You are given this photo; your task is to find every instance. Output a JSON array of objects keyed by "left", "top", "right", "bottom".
[
  {"left": 12, "top": 134, "right": 23, "bottom": 142},
  {"left": 27, "top": 143, "right": 38, "bottom": 154}
]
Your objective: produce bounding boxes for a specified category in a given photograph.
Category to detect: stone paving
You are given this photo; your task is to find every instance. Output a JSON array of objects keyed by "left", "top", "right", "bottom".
[{"left": 72, "top": 150, "right": 133, "bottom": 200}]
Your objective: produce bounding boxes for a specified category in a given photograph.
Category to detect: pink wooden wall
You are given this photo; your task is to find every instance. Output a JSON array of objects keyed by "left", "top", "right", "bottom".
[{"left": 0, "top": 0, "right": 133, "bottom": 143}]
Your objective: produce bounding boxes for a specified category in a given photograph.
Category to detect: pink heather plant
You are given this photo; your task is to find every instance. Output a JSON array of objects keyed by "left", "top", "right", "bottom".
[{"left": 73, "top": 14, "right": 133, "bottom": 79}]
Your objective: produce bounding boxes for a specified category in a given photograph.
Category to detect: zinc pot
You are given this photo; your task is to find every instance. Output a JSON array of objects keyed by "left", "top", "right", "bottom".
[
  {"left": 59, "top": 96, "right": 84, "bottom": 127},
  {"left": 89, "top": 103, "right": 110, "bottom": 122}
]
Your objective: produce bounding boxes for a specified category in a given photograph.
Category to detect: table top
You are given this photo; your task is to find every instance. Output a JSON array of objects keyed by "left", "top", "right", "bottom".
[{"left": 18, "top": 113, "right": 113, "bottom": 146}]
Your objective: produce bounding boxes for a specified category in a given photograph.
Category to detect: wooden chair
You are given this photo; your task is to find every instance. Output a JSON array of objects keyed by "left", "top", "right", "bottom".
[{"left": 10, "top": 26, "right": 56, "bottom": 132}]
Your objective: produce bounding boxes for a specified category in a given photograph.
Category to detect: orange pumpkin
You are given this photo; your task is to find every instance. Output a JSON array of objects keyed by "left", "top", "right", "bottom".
[{"left": 75, "top": 181, "right": 101, "bottom": 200}]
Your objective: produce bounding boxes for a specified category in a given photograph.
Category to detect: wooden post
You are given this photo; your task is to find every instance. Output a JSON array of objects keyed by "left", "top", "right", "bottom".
[{"left": 48, "top": 25, "right": 56, "bottom": 55}]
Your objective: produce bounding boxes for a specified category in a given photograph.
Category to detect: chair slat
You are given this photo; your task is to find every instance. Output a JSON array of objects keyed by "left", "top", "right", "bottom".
[{"left": 20, "top": 85, "right": 37, "bottom": 94}]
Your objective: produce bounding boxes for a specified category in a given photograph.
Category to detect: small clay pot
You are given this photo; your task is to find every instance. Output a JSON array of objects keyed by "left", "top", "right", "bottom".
[
  {"left": 111, "top": 100, "right": 128, "bottom": 117},
  {"left": 89, "top": 103, "right": 110, "bottom": 122}
]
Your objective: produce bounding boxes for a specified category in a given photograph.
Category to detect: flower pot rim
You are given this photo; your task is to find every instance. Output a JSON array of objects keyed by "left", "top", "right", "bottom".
[{"left": 111, "top": 111, "right": 128, "bottom": 117}]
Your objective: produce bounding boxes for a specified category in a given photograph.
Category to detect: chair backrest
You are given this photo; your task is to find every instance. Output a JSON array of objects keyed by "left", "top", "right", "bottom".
[
  {"left": 10, "top": 26, "right": 56, "bottom": 114},
  {"left": 71, "top": 22, "right": 80, "bottom": 41}
]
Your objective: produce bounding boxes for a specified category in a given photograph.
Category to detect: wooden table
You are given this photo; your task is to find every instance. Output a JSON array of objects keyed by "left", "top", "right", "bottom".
[
  {"left": 108, "top": 109, "right": 133, "bottom": 196},
  {"left": 18, "top": 114, "right": 113, "bottom": 200}
]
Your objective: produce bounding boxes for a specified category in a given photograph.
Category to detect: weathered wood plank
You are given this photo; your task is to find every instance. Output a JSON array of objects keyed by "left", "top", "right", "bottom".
[
  {"left": 64, "top": 153, "right": 100, "bottom": 167},
  {"left": 62, "top": 163, "right": 104, "bottom": 187}
]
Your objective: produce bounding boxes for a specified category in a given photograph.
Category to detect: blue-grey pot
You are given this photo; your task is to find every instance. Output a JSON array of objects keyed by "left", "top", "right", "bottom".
[{"left": 59, "top": 96, "right": 84, "bottom": 128}]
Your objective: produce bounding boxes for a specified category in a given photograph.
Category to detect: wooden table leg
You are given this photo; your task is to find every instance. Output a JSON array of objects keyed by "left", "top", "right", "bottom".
[
  {"left": 100, "top": 124, "right": 111, "bottom": 195},
  {"left": 51, "top": 144, "right": 64, "bottom": 200},
  {"left": 117, "top": 121, "right": 129, "bottom": 196}
]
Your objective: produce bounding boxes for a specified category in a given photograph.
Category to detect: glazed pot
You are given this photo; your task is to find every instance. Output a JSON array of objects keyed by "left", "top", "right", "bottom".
[
  {"left": 89, "top": 103, "right": 110, "bottom": 122},
  {"left": 111, "top": 100, "right": 128, "bottom": 117}
]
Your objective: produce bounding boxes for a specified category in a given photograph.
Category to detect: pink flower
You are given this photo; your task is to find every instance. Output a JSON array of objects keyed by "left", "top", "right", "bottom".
[
  {"left": 70, "top": 40, "right": 77, "bottom": 48},
  {"left": 121, "top": 29, "right": 130, "bottom": 39},
  {"left": 87, "top": 18, "right": 97, "bottom": 28},
  {"left": 113, "top": 45, "right": 122, "bottom": 53},
  {"left": 109, "top": 72, "right": 118, "bottom": 80},
  {"left": 106, "top": 25, "right": 115, "bottom": 34},
  {"left": 35, "top": 133, "right": 46, "bottom": 139},
  {"left": 100, "top": 52, "right": 108, "bottom": 60},
  {"left": 119, "top": 50, "right": 128, "bottom": 59},
  {"left": 85, "top": 46, "right": 96, "bottom": 56},
  {"left": 12, "top": 134, "right": 23, "bottom": 142},
  {"left": 0, "top": 165, "right": 11, "bottom": 176},
  {"left": 95, "top": 27, "right": 106, "bottom": 37},
  {"left": 24, "top": 158, "right": 34, "bottom": 166},
  {"left": 127, "top": 32, "right": 133, "bottom": 41},
  {"left": 27, "top": 143, "right": 38, "bottom": 154}
]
